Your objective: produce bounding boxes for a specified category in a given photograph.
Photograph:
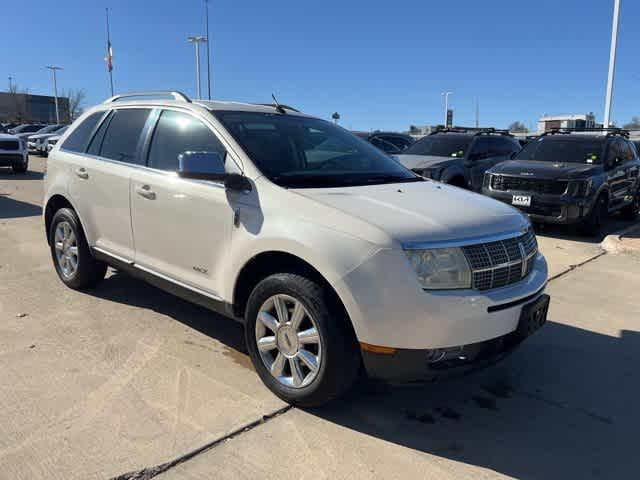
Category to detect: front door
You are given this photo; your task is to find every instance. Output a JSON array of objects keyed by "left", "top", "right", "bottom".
[{"left": 130, "top": 108, "right": 234, "bottom": 296}]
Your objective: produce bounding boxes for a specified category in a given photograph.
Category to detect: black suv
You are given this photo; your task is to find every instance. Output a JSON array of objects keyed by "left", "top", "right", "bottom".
[
  {"left": 395, "top": 128, "right": 521, "bottom": 191},
  {"left": 354, "top": 131, "right": 414, "bottom": 155},
  {"left": 483, "top": 129, "right": 640, "bottom": 235}
]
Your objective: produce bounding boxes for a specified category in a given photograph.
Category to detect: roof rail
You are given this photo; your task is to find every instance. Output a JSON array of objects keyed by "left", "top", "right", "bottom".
[
  {"left": 104, "top": 91, "right": 192, "bottom": 103},
  {"left": 541, "top": 127, "right": 629, "bottom": 138},
  {"left": 254, "top": 103, "right": 300, "bottom": 112},
  {"left": 429, "top": 126, "right": 513, "bottom": 137}
]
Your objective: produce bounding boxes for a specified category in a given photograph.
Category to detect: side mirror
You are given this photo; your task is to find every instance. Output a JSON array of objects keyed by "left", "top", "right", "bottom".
[{"left": 177, "top": 151, "right": 252, "bottom": 191}]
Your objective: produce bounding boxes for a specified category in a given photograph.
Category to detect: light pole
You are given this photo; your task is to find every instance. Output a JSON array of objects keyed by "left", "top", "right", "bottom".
[
  {"left": 46, "top": 65, "right": 63, "bottom": 124},
  {"left": 188, "top": 36, "right": 207, "bottom": 99},
  {"left": 204, "top": 0, "right": 212, "bottom": 100},
  {"left": 604, "top": 0, "right": 621, "bottom": 128},
  {"left": 442, "top": 91, "right": 452, "bottom": 126}
]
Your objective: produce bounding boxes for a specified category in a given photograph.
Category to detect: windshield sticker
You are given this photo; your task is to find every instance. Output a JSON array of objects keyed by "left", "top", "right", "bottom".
[
  {"left": 586, "top": 153, "right": 598, "bottom": 164},
  {"left": 451, "top": 150, "right": 464, "bottom": 157}
]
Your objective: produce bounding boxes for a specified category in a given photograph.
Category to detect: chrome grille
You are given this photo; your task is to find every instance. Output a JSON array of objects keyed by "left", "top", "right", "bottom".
[{"left": 462, "top": 229, "right": 537, "bottom": 291}]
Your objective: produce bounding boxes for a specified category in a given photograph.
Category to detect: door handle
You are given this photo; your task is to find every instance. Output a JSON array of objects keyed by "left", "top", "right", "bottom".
[
  {"left": 74, "top": 168, "right": 88, "bottom": 179},
  {"left": 135, "top": 184, "right": 156, "bottom": 200}
]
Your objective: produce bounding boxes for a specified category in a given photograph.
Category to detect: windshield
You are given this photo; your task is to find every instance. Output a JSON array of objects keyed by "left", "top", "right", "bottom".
[
  {"left": 12, "top": 124, "right": 41, "bottom": 133},
  {"left": 214, "top": 111, "right": 421, "bottom": 188},
  {"left": 515, "top": 136, "right": 606, "bottom": 164},
  {"left": 402, "top": 134, "right": 472, "bottom": 157},
  {"left": 37, "top": 125, "right": 62, "bottom": 134}
]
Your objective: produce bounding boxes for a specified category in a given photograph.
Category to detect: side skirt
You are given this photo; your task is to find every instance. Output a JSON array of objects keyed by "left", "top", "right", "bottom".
[{"left": 91, "top": 248, "right": 243, "bottom": 324}]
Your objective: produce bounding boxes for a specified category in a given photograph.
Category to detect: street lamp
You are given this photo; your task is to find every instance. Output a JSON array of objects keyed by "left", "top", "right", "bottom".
[
  {"left": 604, "top": 0, "right": 621, "bottom": 128},
  {"left": 187, "top": 36, "right": 208, "bottom": 99},
  {"left": 46, "top": 65, "right": 63, "bottom": 124},
  {"left": 441, "top": 91, "right": 453, "bottom": 126}
]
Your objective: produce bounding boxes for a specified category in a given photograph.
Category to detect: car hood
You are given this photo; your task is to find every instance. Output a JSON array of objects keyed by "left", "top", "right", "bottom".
[
  {"left": 29, "top": 132, "right": 57, "bottom": 140},
  {"left": 0, "top": 133, "right": 19, "bottom": 140},
  {"left": 292, "top": 180, "right": 528, "bottom": 246},
  {"left": 490, "top": 160, "right": 602, "bottom": 180},
  {"left": 394, "top": 154, "right": 456, "bottom": 171}
]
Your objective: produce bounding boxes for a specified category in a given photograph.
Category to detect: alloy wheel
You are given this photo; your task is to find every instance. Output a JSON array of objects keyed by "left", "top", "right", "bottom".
[
  {"left": 54, "top": 221, "right": 79, "bottom": 279},
  {"left": 255, "top": 294, "right": 322, "bottom": 388}
]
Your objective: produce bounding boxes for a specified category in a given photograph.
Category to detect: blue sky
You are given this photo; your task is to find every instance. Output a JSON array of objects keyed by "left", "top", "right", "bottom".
[{"left": 1, "top": 0, "right": 638, "bottom": 131}]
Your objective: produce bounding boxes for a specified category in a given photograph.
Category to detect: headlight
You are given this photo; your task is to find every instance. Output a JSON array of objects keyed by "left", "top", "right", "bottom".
[
  {"left": 404, "top": 247, "right": 472, "bottom": 290},
  {"left": 483, "top": 173, "right": 492, "bottom": 189},
  {"left": 566, "top": 179, "right": 592, "bottom": 197}
]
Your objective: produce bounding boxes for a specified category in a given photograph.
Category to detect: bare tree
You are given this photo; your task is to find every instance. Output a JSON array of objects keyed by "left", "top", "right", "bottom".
[
  {"left": 61, "top": 88, "right": 87, "bottom": 122},
  {"left": 623, "top": 116, "right": 640, "bottom": 129},
  {"left": 508, "top": 121, "right": 528, "bottom": 133}
]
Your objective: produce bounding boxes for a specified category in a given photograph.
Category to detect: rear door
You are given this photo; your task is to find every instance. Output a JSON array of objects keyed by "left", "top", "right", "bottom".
[
  {"left": 621, "top": 140, "right": 639, "bottom": 199},
  {"left": 67, "top": 108, "right": 151, "bottom": 260},
  {"left": 605, "top": 139, "right": 629, "bottom": 207},
  {"left": 130, "top": 108, "right": 235, "bottom": 296}
]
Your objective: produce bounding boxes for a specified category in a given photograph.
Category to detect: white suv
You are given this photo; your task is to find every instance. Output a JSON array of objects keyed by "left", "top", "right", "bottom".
[{"left": 43, "top": 92, "right": 549, "bottom": 406}]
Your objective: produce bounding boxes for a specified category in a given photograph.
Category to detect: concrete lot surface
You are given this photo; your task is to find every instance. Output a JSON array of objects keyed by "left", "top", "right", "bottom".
[{"left": 1, "top": 158, "right": 638, "bottom": 479}]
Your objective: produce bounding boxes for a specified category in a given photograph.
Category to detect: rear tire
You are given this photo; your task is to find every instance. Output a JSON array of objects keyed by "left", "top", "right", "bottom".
[
  {"left": 49, "top": 208, "right": 107, "bottom": 290},
  {"left": 579, "top": 195, "right": 607, "bottom": 236},
  {"left": 621, "top": 188, "right": 639, "bottom": 221},
  {"left": 12, "top": 156, "right": 28, "bottom": 174},
  {"left": 245, "top": 273, "right": 360, "bottom": 407}
]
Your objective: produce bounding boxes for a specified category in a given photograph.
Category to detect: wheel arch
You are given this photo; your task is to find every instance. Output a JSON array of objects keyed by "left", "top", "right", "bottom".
[
  {"left": 44, "top": 194, "right": 87, "bottom": 244},
  {"left": 231, "top": 251, "right": 352, "bottom": 326}
]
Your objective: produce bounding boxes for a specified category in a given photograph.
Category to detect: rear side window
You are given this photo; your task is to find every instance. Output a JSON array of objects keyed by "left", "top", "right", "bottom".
[
  {"left": 61, "top": 112, "right": 105, "bottom": 153},
  {"left": 98, "top": 109, "right": 150, "bottom": 164},
  {"left": 621, "top": 141, "right": 636, "bottom": 163},
  {"left": 147, "top": 110, "right": 227, "bottom": 171},
  {"left": 87, "top": 111, "right": 114, "bottom": 155}
]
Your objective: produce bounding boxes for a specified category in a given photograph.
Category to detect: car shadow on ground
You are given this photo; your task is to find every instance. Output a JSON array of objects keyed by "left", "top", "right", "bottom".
[
  {"left": 309, "top": 320, "right": 639, "bottom": 479},
  {"left": 0, "top": 193, "right": 43, "bottom": 219},
  {"left": 533, "top": 215, "right": 631, "bottom": 244},
  {"left": 87, "top": 271, "right": 639, "bottom": 479},
  {"left": 87, "top": 270, "right": 246, "bottom": 353},
  {"left": 0, "top": 169, "right": 44, "bottom": 181}
]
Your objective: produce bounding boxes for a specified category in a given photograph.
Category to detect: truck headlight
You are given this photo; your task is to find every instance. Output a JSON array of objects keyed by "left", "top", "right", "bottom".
[
  {"left": 566, "top": 179, "right": 592, "bottom": 197},
  {"left": 404, "top": 247, "right": 472, "bottom": 290}
]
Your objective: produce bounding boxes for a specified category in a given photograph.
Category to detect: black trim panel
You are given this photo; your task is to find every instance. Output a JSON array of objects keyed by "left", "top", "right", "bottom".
[
  {"left": 487, "top": 286, "right": 546, "bottom": 313},
  {"left": 92, "top": 248, "right": 242, "bottom": 323}
]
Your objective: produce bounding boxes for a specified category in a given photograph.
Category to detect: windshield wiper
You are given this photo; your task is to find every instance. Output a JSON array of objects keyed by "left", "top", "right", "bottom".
[{"left": 353, "top": 174, "right": 425, "bottom": 185}]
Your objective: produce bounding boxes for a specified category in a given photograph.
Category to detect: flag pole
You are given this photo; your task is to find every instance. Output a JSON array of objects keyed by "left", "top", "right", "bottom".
[{"left": 106, "top": 8, "right": 114, "bottom": 96}]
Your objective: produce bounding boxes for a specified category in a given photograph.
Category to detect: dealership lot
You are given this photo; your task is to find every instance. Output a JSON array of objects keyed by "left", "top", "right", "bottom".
[{"left": 1, "top": 157, "right": 639, "bottom": 479}]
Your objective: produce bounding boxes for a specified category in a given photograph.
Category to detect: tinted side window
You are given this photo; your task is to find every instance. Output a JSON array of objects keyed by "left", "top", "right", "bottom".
[
  {"left": 606, "top": 140, "right": 621, "bottom": 166},
  {"left": 470, "top": 137, "right": 490, "bottom": 158},
  {"left": 147, "top": 110, "right": 227, "bottom": 171},
  {"left": 98, "top": 109, "right": 150, "bottom": 164},
  {"left": 61, "top": 112, "right": 105, "bottom": 153},
  {"left": 621, "top": 141, "right": 635, "bottom": 163},
  {"left": 87, "top": 111, "right": 113, "bottom": 155}
]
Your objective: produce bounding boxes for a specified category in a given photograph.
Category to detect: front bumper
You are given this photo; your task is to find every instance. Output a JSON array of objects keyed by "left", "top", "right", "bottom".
[
  {"left": 0, "top": 152, "right": 26, "bottom": 167},
  {"left": 483, "top": 188, "right": 594, "bottom": 225},
  {"left": 362, "top": 293, "right": 549, "bottom": 382},
  {"left": 333, "top": 247, "right": 549, "bottom": 352}
]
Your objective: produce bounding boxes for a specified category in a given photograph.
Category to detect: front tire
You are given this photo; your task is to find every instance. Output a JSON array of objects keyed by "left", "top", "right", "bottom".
[
  {"left": 49, "top": 208, "right": 107, "bottom": 289},
  {"left": 245, "top": 273, "right": 360, "bottom": 407},
  {"left": 12, "top": 156, "right": 28, "bottom": 174},
  {"left": 579, "top": 196, "right": 607, "bottom": 236},
  {"left": 621, "top": 188, "right": 639, "bottom": 221}
]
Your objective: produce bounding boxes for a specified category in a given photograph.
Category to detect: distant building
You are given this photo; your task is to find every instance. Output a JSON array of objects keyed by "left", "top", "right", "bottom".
[
  {"left": 0, "top": 92, "right": 70, "bottom": 123},
  {"left": 538, "top": 113, "right": 596, "bottom": 133}
]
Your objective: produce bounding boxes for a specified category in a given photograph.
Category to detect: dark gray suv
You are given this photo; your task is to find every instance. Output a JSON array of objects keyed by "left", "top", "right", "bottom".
[
  {"left": 395, "top": 128, "right": 521, "bottom": 191},
  {"left": 483, "top": 129, "right": 640, "bottom": 235}
]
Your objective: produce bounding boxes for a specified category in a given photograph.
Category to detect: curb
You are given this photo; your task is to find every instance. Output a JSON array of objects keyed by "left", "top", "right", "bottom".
[{"left": 601, "top": 222, "right": 640, "bottom": 255}]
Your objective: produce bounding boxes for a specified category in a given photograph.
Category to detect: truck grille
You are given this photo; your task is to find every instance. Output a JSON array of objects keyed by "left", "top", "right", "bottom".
[
  {"left": 491, "top": 175, "right": 567, "bottom": 195},
  {"left": 0, "top": 140, "right": 19, "bottom": 150},
  {"left": 462, "top": 229, "right": 537, "bottom": 291}
]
